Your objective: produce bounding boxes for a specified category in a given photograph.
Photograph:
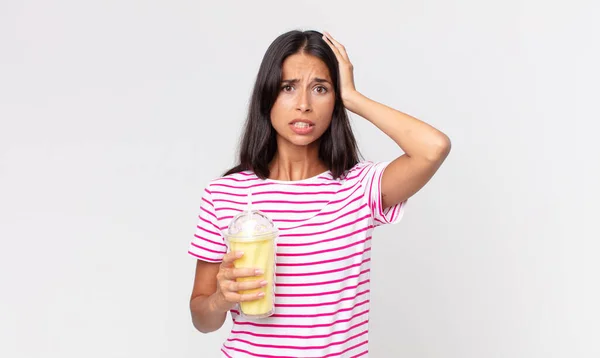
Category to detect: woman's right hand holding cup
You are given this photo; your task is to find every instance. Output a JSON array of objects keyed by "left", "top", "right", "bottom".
[{"left": 212, "top": 251, "right": 267, "bottom": 312}]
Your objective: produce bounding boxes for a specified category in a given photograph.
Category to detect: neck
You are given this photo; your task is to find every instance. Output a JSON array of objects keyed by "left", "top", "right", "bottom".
[{"left": 268, "top": 138, "right": 327, "bottom": 181}]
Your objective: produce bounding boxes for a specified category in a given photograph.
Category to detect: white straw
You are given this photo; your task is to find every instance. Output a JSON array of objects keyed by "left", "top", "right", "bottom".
[{"left": 247, "top": 188, "right": 253, "bottom": 218}]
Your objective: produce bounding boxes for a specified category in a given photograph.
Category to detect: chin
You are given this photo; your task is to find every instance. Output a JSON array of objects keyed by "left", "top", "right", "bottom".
[
  {"left": 283, "top": 134, "right": 320, "bottom": 147},
  {"left": 290, "top": 137, "right": 318, "bottom": 147}
]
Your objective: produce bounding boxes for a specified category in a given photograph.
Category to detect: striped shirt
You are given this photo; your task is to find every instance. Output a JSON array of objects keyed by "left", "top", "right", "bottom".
[{"left": 188, "top": 160, "right": 407, "bottom": 357}]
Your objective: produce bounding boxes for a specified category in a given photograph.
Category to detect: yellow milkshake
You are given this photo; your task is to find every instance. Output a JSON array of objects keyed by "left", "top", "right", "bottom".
[
  {"left": 224, "top": 191, "right": 278, "bottom": 318},
  {"left": 228, "top": 232, "right": 277, "bottom": 317}
]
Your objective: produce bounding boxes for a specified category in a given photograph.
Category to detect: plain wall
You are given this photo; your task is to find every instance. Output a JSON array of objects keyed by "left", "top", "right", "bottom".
[{"left": 1, "top": 0, "right": 598, "bottom": 357}]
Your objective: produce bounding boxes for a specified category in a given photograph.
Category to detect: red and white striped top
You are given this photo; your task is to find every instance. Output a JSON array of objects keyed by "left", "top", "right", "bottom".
[{"left": 189, "top": 161, "right": 407, "bottom": 357}]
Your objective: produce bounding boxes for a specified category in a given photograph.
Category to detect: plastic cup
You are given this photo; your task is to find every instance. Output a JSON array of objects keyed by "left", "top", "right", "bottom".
[{"left": 224, "top": 203, "right": 278, "bottom": 319}]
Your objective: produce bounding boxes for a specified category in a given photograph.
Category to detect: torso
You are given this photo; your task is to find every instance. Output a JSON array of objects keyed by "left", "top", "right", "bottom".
[{"left": 211, "top": 162, "right": 375, "bottom": 357}]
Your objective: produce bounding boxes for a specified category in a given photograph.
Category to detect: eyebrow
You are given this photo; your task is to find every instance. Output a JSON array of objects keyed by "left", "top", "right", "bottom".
[{"left": 281, "top": 78, "right": 331, "bottom": 85}]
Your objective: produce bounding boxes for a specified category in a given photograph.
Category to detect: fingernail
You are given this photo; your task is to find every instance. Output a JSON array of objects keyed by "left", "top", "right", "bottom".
[
  {"left": 236, "top": 251, "right": 244, "bottom": 257},
  {"left": 255, "top": 269, "right": 264, "bottom": 275},
  {"left": 258, "top": 292, "right": 265, "bottom": 297},
  {"left": 260, "top": 280, "right": 268, "bottom": 286}
]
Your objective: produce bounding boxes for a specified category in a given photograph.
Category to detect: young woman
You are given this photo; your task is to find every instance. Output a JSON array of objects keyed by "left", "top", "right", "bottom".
[{"left": 188, "top": 29, "right": 451, "bottom": 357}]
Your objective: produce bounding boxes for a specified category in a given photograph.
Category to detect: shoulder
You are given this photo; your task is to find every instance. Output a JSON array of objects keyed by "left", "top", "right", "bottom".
[
  {"left": 339, "top": 160, "right": 397, "bottom": 189},
  {"left": 342, "top": 160, "right": 378, "bottom": 182}
]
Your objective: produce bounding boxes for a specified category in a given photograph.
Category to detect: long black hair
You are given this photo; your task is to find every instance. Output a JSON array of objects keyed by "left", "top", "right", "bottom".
[{"left": 223, "top": 30, "right": 361, "bottom": 179}]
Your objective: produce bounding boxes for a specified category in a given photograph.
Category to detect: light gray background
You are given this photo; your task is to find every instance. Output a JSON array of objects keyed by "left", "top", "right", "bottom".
[{"left": 1, "top": 1, "right": 598, "bottom": 357}]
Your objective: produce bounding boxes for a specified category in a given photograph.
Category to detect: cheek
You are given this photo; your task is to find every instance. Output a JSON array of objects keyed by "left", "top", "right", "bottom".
[
  {"left": 270, "top": 97, "right": 292, "bottom": 118},
  {"left": 317, "top": 97, "right": 335, "bottom": 119},
  {"left": 270, "top": 104, "right": 292, "bottom": 135},
  {"left": 270, "top": 101, "right": 283, "bottom": 123}
]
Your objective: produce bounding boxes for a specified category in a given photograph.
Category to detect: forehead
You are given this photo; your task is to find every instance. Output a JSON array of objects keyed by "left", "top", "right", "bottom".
[{"left": 281, "top": 53, "right": 331, "bottom": 80}]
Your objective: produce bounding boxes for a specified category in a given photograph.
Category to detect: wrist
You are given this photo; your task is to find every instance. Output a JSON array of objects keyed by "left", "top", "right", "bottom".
[
  {"left": 208, "top": 292, "right": 232, "bottom": 314},
  {"left": 342, "top": 90, "right": 367, "bottom": 115}
]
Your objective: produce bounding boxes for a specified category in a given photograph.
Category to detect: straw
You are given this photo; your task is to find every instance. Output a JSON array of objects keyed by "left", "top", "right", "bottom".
[{"left": 247, "top": 188, "right": 253, "bottom": 220}]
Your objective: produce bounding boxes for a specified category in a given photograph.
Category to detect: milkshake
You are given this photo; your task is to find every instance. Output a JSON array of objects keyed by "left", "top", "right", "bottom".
[{"left": 224, "top": 191, "right": 278, "bottom": 318}]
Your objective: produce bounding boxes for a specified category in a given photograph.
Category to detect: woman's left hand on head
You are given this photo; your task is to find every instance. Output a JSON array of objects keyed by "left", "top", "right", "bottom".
[{"left": 322, "top": 31, "right": 359, "bottom": 107}]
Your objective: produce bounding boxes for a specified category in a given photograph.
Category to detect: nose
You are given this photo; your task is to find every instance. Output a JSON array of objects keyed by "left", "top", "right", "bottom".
[{"left": 296, "top": 89, "right": 312, "bottom": 113}]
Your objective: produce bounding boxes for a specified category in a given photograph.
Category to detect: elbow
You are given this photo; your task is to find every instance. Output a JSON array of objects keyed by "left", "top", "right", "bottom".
[
  {"left": 194, "top": 324, "right": 215, "bottom": 334},
  {"left": 426, "top": 134, "right": 451, "bottom": 162},
  {"left": 189, "top": 295, "right": 226, "bottom": 334},
  {"left": 191, "top": 314, "right": 219, "bottom": 334}
]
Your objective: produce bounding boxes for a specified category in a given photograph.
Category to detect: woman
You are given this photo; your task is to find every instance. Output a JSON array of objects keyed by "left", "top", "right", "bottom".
[{"left": 188, "top": 29, "right": 450, "bottom": 357}]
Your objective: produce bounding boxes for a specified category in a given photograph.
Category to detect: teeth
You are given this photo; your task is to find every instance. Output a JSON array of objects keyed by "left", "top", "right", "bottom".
[{"left": 293, "top": 122, "right": 310, "bottom": 128}]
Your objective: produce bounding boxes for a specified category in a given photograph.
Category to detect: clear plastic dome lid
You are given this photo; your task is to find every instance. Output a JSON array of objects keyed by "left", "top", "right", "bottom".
[
  {"left": 225, "top": 209, "right": 278, "bottom": 241},
  {"left": 223, "top": 190, "right": 278, "bottom": 242}
]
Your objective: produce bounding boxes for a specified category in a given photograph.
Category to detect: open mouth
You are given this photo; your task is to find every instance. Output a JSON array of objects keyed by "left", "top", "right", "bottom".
[
  {"left": 291, "top": 122, "right": 313, "bottom": 129},
  {"left": 289, "top": 121, "right": 315, "bottom": 135}
]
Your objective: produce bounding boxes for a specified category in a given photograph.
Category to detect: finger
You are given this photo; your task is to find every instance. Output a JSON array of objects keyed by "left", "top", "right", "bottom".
[
  {"left": 239, "top": 291, "right": 266, "bottom": 302},
  {"left": 323, "top": 31, "right": 343, "bottom": 51},
  {"left": 223, "top": 291, "right": 242, "bottom": 303},
  {"left": 225, "top": 267, "right": 262, "bottom": 280},
  {"left": 324, "top": 35, "right": 349, "bottom": 64},
  {"left": 323, "top": 32, "right": 350, "bottom": 62},
  {"left": 230, "top": 279, "right": 268, "bottom": 292},
  {"left": 221, "top": 250, "right": 243, "bottom": 267},
  {"left": 322, "top": 34, "right": 343, "bottom": 61},
  {"left": 224, "top": 290, "right": 263, "bottom": 304}
]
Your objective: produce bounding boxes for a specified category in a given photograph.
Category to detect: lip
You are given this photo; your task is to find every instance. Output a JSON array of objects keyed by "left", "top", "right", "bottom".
[
  {"left": 289, "top": 118, "right": 315, "bottom": 126},
  {"left": 289, "top": 119, "right": 315, "bottom": 135}
]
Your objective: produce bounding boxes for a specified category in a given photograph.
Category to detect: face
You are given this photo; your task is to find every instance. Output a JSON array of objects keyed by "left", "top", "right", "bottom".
[{"left": 270, "top": 53, "right": 335, "bottom": 149}]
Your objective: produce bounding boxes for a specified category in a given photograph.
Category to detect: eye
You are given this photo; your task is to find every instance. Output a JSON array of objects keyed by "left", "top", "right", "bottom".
[
  {"left": 281, "top": 85, "right": 294, "bottom": 92},
  {"left": 314, "top": 86, "right": 328, "bottom": 94}
]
